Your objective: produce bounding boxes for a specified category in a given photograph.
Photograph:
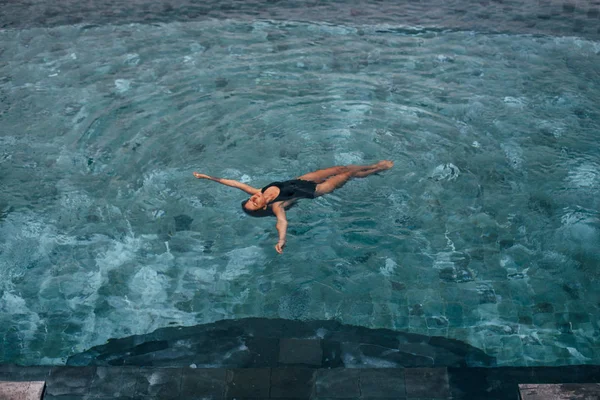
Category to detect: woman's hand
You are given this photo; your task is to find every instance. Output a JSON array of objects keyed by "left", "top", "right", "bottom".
[
  {"left": 275, "top": 240, "right": 286, "bottom": 254},
  {"left": 193, "top": 172, "right": 209, "bottom": 179}
]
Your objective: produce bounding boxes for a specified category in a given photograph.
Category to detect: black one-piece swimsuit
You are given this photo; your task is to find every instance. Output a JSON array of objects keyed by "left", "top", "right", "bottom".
[{"left": 261, "top": 179, "right": 317, "bottom": 205}]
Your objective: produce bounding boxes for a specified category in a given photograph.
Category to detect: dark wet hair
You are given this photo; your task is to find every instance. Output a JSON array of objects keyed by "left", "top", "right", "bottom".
[{"left": 241, "top": 200, "right": 275, "bottom": 218}]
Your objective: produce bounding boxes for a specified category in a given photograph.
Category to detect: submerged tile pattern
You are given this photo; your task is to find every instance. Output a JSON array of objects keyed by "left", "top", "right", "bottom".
[{"left": 405, "top": 368, "right": 449, "bottom": 399}]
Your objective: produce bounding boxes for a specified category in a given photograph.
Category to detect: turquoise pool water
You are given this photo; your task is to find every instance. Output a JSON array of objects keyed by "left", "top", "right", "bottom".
[{"left": 1, "top": 10, "right": 599, "bottom": 366}]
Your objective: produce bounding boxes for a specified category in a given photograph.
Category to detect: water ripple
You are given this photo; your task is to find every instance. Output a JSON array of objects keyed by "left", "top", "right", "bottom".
[{"left": 0, "top": 19, "right": 599, "bottom": 366}]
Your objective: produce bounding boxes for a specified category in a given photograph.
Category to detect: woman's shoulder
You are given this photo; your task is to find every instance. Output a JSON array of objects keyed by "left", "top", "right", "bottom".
[{"left": 261, "top": 181, "right": 283, "bottom": 192}]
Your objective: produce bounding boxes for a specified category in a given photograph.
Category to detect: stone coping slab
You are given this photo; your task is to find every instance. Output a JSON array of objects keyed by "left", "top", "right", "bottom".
[
  {"left": 0, "top": 381, "right": 45, "bottom": 400},
  {"left": 519, "top": 383, "right": 600, "bottom": 400}
]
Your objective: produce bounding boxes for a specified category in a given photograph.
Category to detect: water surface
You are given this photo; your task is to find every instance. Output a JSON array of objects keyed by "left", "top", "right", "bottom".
[{"left": 0, "top": 18, "right": 599, "bottom": 366}]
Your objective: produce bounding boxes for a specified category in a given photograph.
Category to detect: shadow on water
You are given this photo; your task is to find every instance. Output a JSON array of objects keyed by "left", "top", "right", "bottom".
[{"left": 66, "top": 317, "right": 495, "bottom": 368}]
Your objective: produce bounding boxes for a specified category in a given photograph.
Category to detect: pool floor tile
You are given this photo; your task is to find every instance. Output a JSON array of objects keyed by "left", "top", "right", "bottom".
[
  {"left": 132, "top": 367, "right": 182, "bottom": 399},
  {"left": 180, "top": 368, "right": 226, "bottom": 400},
  {"left": 270, "top": 367, "right": 315, "bottom": 398},
  {"left": 225, "top": 368, "right": 271, "bottom": 399},
  {"left": 46, "top": 367, "right": 96, "bottom": 397},
  {"left": 0, "top": 365, "right": 52, "bottom": 382},
  {"left": 315, "top": 369, "right": 361, "bottom": 398},
  {"left": 404, "top": 368, "right": 449, "bottom": 399},
  {"left": 360, "top": 368, "right": 406, "bottom": 398},
  {"left": 88, "top": 366, "right": 138, "bottom": 398}
]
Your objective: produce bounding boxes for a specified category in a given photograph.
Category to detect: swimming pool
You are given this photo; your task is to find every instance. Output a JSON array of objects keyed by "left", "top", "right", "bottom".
[{"left": 1, "top": 0, "right": 599, "bottom": 367}]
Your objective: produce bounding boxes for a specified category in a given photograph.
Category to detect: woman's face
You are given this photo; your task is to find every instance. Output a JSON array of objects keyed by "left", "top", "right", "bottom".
[{"left": 244, "top": 193, "right": 267, "bottom": 211}]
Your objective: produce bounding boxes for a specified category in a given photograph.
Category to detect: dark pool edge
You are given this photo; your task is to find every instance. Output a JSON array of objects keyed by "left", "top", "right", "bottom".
[{"left": 1, "top": 363, "right": 600, "bottom": 399}]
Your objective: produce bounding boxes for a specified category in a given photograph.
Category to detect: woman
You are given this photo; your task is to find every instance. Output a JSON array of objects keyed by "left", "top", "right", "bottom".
[{"left": 193, "top": 160, "right": 393, "bottom": 254}]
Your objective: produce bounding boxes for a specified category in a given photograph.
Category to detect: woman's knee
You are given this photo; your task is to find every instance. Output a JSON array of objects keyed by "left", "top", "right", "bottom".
[{"left": 315, "top": 182, "right": 333, "bottom": 196}]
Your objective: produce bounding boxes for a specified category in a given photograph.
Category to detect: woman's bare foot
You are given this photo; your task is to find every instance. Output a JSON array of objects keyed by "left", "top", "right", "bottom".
[
  {"left": 348, "top": 161, "right": 393, "bottom": 178},
  {"left": 377, "top": 160, "right": 394, "bottom": 170}
]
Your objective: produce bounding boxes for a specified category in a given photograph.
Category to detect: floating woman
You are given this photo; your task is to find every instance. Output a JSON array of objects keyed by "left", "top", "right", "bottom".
[{"left": 193, "top": 160, "right": 393, "bottom": 254}]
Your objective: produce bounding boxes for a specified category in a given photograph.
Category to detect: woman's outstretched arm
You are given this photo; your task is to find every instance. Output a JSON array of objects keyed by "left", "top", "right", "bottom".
[
  {"left": 193, "top": 172, "right": 260, "bottom": 195},
  {"left": 272, "top": 203, "right": 288, "bottom": 254}
]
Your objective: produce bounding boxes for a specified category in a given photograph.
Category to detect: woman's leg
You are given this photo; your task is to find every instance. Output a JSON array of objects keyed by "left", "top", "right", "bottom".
[
  {"left": 298, "top": 162, "right": 383, "bottom": 183},
  {"left": 314, "top": 160, "right": 393, "bottom": 196}
]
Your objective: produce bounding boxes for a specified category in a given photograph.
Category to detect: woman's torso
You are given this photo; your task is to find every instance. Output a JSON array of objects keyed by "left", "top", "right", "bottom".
[{"left": 261, "top": 179, "right": 317, "bottom": 205}]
